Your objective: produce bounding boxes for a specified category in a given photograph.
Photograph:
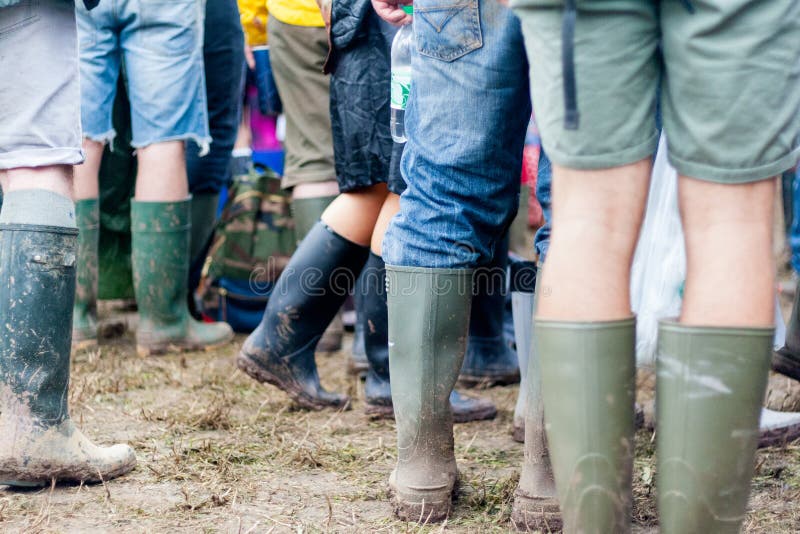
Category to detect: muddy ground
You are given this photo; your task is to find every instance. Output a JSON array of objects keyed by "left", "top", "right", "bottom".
[{"left": 1, "top": 306, "right": 800, "bottom": 534}]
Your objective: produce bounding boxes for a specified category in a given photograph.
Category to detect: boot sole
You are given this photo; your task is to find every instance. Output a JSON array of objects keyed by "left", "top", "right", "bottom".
[
  {"left": 364, "top": 403, "right": 394, "bottom": 420},
  {"left": 236, "top": 352, "right": 350, "bottom": 411},
  {"left": 453, "top": 404, "right": 497, "bottom": 424},
  {"left": 510, "top": 491, "right": 562, "bottom": 532},
  {"left": 458, "top": 371, "right": 521, "bottom": 389},
  {"left": 0, "top": 458, "right": 136, "bottom": 487},
  {"left": 391, "top": 476, "right": 458, "bottom": 524},
  {"left": 137, "top": 331, "right": 234, "bottom": 357},
  {"left": 771, "top": 349, "right": 800, "bottom": 382},
  {"left": 759, "top": 420, "right": 800, "bottom": 448}
]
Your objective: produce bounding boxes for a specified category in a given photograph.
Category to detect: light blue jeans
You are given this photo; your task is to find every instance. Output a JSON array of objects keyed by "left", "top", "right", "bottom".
[
  {"left": 77, "top": 0, "right": 210, "bottom": 152},
  {"left": 382, "top": 0, "right": 531, "bottom": 269}
]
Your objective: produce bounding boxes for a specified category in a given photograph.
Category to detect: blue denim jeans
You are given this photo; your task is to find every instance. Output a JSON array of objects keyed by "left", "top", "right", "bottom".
[
  {"left": 382, "top": 0, "right": 531, "bottom": 269},
  {"left": 187, "top": 0, "right": 245, "bottom": 195},
  {"left": 533, "top": 148, "right": 552, "bottom": 261},
  {"left": 789, "top": 167, "right": 800, "bottom": 274}
]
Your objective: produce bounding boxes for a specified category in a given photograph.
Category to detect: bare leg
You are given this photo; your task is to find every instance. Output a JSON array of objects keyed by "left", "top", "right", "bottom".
[
  {"left": 135, "top": 141, "right": 189, "bottom": 201},
  {"left": 536, "top": 158, "right": 652, "bottom": 321},
  {"left": 321, "top": 183, "right": 389, "bottom": 246},
  {"left": 679, "top": 176, "right": 775, "bottom": 327},
  {"left": 371, "top": 192, "right": 401, "bottom": 255},
  {"left": 292, "top": 180, "right": 340, "bottom": 200},
  {"left": 72, "top": 139, "right": 104, "bottom": 200},
  {"left": 1, "top": 165, "right": 74, "bottom": 198}
]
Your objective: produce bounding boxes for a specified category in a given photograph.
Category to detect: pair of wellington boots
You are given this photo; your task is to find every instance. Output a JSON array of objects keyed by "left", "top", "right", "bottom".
[
  {"left": 72, "top": 199, "right": 232, "bottom": 355},
  {"left": 0, "top": 223, "right": 136, "bottom": 486},
  {"left": 536, "top": 316, "right": 771, "bottom": 533}
]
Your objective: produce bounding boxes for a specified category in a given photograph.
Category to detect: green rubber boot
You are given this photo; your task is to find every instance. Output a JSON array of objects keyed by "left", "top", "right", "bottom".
[
  {"left": 657, "top": 321, "right": 772, "bottom": 533},
  {"left": 131, "top": 199, "right": 233, "bottom": 356},
  {"left": 386, "top": 266, "right": 473, "bottom": 523},
  {"left": 538, "top": 318, "right": 636, "bottom": 534},
  {"left": 291, "top": 194, "right": 342, "bottom": 352},
  {"left": 72, "top": 199, "right": 99, "bottom": 349},
  {"left": 511, "top": 266, "right": 561, "bottom": 532},
  {"left": 0, "top": 224, "right": 136, "bottom": 485}
]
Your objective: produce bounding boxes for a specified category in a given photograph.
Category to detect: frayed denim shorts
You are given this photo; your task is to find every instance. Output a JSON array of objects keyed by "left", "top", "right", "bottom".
[{"left": 76, "top": 0, "right": 211, "bottom": 153}]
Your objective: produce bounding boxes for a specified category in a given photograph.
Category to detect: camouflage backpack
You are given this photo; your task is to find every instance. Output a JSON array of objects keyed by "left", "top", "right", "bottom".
[{"left": 197, "top": 163, "right": 296, "bottom": 332}]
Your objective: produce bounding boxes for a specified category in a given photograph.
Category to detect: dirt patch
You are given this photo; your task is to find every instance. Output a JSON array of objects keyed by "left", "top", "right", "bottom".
[{"left": 1, "top": 321, "right": 800, "bottom": 533}]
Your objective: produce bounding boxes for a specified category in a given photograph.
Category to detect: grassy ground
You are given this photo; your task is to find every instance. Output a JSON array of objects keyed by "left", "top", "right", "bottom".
[{"left": 1, "top": 314, "right": 800, "bottom": 533}]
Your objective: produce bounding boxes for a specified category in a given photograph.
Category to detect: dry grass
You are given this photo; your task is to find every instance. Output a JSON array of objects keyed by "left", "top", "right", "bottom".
[{"left": 0, "top": 314, "right": 799, "bottom": 533}]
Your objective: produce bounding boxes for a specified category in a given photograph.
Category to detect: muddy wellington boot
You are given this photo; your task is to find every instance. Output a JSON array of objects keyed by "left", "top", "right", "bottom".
[
  {"left": 292, "top": 195, "right": 343, "bottom": 352},
  {"left": 362, "top": 254, "right": 496, "bottom": 422},
  {"left": 0, "top": 223, "right": 136, "bottom": 485},
  {"left": 387, "top": 266, "right": 473, "bottom": 522},
  {"left": 510, "top": 260, "right": 537, "bottom": 442},
  {"left": 538, "top": 318, "right": 636, "bottom": 533},
  {"left": 510, "top": 263, "right": 561, "bottom": 531},
  {"left": 773, "top": 277, "right": 800, "bottom": 381},
  {"left": 459, "top": 239, "right": 519, "bottom": 387},
  {"left": 72, "top": 199, "right": 100, "bottom": 349},
  {"left": 237, "top": 222, "right": 368, "bottom": 409},
  {"left": 657, "top": 322, "right": 772, "bottom": 533},
  {"left": 131, "top": 199, "right": 233, "bottom": 356}
]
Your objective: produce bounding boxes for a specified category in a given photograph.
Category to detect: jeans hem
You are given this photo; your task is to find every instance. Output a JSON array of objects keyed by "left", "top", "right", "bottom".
[{"left": 131, "top": 134, "right": 212, "bottom": 157}]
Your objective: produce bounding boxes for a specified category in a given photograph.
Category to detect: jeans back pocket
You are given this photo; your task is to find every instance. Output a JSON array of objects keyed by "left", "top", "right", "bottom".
[{"left": 415, "top": 0, "right": 482, "bottom": 62}]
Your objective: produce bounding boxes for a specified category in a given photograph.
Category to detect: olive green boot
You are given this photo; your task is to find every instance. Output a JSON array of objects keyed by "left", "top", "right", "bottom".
[
  {"left": 131, "top": 199, "right": 233, "bottom": 356},
  {"left": 72, "top": 199, "right": 99, "bottom": 349},
  {"left": 538, "top": 318, "right": 636, "bottom": 533},
  {"left": 657, "top": 321, "right": 772, "bottom": 533},
  {"left": 386, "top": 266, "right": 473, "bottom": 523},
  {"left": 511, "top": 266, "right": 561, "bottom": 532},
  {"left": 291, "top": 195, "right": 342, "bottom": 352},
  {"left": 0, "top": 224, "right": 136, "bottom": 485}
]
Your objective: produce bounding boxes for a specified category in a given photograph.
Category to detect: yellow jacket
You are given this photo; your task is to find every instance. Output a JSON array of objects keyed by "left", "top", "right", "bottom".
[{"left": 239, "top": 0, "right": 324, "bottom": 45}]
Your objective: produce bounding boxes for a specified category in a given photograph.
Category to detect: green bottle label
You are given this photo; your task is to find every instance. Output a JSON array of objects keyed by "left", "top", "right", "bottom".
[{"left": 390, "top": 67, "right": 411, "bottom": 110}]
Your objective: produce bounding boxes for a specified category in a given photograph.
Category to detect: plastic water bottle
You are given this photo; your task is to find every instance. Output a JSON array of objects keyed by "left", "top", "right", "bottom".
[{"left": 390, "top": 5, "right": 413, "bottom": 143}]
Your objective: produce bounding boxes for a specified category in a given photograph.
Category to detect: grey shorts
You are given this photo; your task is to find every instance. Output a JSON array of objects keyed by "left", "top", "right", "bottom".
[
  {"left": 514, "top": 0, "right": 800, "bottom": 183},
  {"left": 0, "top": 0, "right": 83, "bottom": 170}
]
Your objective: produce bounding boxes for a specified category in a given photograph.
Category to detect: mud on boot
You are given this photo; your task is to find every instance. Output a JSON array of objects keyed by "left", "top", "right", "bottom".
[
  {"left": 72, "top": 199, "right": 99, "bottom": 350},
  {"left": 131, "top": 199, "right": 233, "bottom": 356},
  {"left": 237, "top": 222, "right": 368, "bottom": 409},
  {"left": 0, "top": 223, "right": 136, "bottom": 486},
  {"left": 387, "top": 266, "right": 473, "bottom": 523}
]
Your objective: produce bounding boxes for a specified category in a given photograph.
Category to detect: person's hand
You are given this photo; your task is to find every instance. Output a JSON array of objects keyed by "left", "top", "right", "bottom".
[
  {"left": 316, "top": 0, "right": 332, "bottom": 28},
  {"left": 371, "top": 0, "right": 412, "bottom": 26},
  {"left": 244, "top": 44, "right": 255, "bottom": 70}
]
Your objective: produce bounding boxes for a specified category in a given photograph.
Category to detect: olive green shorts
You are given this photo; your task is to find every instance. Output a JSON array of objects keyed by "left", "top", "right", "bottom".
[
  {"left": 512, "top": 0, "right": 800, "bottom": 183},
  {"left": 267, "top": 17, "right": 336, "bottom": 189}
]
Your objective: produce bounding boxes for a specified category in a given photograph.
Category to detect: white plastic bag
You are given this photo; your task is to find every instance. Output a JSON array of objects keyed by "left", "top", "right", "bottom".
[
  {"left": 630, "top": 135, "right": 786, "bottom": 365},
  {"left": 630, "top": 135, "right": 685, "bottom": 366}
]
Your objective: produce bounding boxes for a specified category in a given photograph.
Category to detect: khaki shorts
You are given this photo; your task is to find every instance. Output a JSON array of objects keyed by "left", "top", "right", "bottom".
[
  {"left": 268, "top": 17, "right": 336, "bottom": 189},
  {"left": 513, "top": 0, "right": 800, "bottom": 183}
]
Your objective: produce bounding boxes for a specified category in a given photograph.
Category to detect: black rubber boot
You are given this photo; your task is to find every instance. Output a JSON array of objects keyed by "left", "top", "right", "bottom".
[
  {"left": 0, "top": 224, "right": 136, "bottom": 485},
  {"left": 237, "top": 222, "right": 368, "bottom": 410},
  {"left": 773, "top": 277, "right": 800, "bottom": 380},
  {"left": 349, "top": 270, "right": 369, "bottom": 377},
  {"left": 361, "top": 253, "right": 496, "bottom": 422},
  {"left": 459, "top": 238, "right": 519, "bottom": 387}
]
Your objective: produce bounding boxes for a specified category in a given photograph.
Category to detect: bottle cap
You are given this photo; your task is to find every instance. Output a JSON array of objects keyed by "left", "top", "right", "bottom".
[{"left": 403, "top": 5, "right": 413, "bottom": 14}]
